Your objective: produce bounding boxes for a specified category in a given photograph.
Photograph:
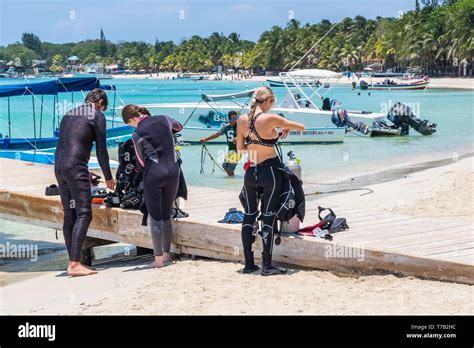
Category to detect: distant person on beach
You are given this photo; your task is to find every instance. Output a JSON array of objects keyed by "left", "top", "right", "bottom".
[
  {"left": 122, "top": 105, "right": 183, "bottom": 268},
  {"left": 199, "top": 110, "right": 241, "bottom": 176},
  {"left": 55, "top": 89, "right": 115, "bottom": 277},
  {"left": 236, "top": 86, "right": 305, "bottom": 276}
]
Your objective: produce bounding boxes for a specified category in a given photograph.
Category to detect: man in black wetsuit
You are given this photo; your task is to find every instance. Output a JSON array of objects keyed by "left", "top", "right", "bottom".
[{"left": 54, "top": 89, "right": 115, "bottom": 276}]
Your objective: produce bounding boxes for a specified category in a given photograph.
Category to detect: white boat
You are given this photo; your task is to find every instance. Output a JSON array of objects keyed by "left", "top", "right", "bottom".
[
  {"left": 114, "top": 69, "right": 403, "bottom": 143},
  {"left": 113, "top": 69, "right": 392, "bottom": 144},
  {"left": 359, "top": 70, "right": 430, "bottom": 90},
  {"left": 267, "top": 78, "right": 319, "bottom": 88},
  {"left": 62, "top": 71, "right": 113, "bottom": 80},
  {"left": 116, "top": 94, "right": 345, "bottom": 144},
  {"left": 174, "top": 73, "right": 209, "bottom": 81}
]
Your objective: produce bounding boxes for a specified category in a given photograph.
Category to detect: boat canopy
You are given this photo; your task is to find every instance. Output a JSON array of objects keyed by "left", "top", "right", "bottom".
[
  {"left": 0, "top": 77, "right": 115, "bottom": 98},
  {"left": 286, "top": 69, "right": 343, "bottom": 79},
  {"left": 201, "top": 89, "right": 256, "bottom": 102}
]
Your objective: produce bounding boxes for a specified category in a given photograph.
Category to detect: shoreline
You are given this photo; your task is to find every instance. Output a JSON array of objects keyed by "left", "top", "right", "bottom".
[
  {"left": 111, "top": 72, "right": 474, "bottom": 89},
  {"left": 304, "top": 152, "right": 474, "bottom": 199}
]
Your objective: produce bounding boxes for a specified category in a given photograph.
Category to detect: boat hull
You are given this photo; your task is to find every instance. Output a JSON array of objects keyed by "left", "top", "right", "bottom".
[
  {"left": 132, "top": 103, "right": 384, "bottom": 144},
  {"left": 0, "top": 125, "right": 132, "bottom": 150},
  {"left": 0, "top": 150, "right": 119, "bottom": 168},
  {"left": 181, "top": 126, "right": 345, "bottom": 144},
  {"left": 367, "top": 81, "right": 429, "bottom": 90}
]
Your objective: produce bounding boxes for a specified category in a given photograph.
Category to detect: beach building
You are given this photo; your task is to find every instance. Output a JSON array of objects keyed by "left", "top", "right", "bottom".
[
  {"left": 66, "top": 55, "right": 81, "bottom": 72},
  {"left": 31, "top": 59, "right": 48, "bottom": 75}
]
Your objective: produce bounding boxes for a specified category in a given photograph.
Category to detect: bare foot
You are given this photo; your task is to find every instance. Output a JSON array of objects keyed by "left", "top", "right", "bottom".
[
  {"left": 68, "top": 262, "right": 98, "bottom": 277},
  {"left": 145, "top": 256, "right": 165, "bottom": 268},
  {"left": 145, "top": 260, "right": 164, "bottom": 268}
]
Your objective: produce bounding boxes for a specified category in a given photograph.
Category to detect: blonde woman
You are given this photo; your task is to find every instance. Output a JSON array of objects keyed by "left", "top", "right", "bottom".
[{"left": 236, "top": 86, "right": 305, "bottom": 276}]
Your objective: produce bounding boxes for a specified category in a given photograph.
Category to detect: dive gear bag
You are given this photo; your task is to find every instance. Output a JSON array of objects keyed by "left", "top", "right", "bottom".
[{"left": 103, "top": 137, "right": 188, "bottom": 224}]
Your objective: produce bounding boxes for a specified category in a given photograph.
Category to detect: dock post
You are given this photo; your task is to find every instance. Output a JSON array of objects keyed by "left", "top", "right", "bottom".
[{"left": 80, "top": 237, "right": 117, "bottom": 266}]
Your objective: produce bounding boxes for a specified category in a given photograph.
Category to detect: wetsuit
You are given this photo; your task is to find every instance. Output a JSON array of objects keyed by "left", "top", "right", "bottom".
[
  {"left": 54, "top": 103, "right": 112, "bottom": 262},
  {"left": 132, "top": 115, "right": 183, "bottom": 256},
  {"left": 241, "top": 112, "right": 284, "bottom": 274}
]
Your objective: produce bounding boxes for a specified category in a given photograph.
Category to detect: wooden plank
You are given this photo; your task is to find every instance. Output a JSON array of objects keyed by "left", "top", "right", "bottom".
[
  {"left": 376, "top": 232, "right": 474, "bottom": 252},
  {"left": 417, "top": 242, "right": 474, "bottom": 258},
  {"left": 356, "top": 225, "right": 473, "bottom": 247},
  {"left": 335, "top": 219, "right": 465, "bottom": 241},
  {"left": 424, "top": 247, "right": 474, "bottom": 258}
]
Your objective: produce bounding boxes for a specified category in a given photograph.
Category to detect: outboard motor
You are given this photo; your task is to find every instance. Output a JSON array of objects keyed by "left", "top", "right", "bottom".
[
  {"left": 360, "top": 80, "right": 368, "bottom": 90},
  {"left": 387, "top": 102, "right": 437, "bottom": 136},
  {"left": 331, "top": 109, "right": 370, "bottom": 135}
]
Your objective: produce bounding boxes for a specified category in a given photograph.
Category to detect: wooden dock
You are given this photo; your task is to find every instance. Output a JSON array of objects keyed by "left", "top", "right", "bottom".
[{"left": 0, "top": 158, "right": 472, "bottom": 284}]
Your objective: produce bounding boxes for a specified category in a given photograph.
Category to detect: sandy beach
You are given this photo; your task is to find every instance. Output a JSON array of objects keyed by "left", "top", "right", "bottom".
[
  {"left": 112, "top": 72, "right": 474, "bottom": 89},
  {"left": 1, "top": 156, "right": 472, "bottom": 315}
]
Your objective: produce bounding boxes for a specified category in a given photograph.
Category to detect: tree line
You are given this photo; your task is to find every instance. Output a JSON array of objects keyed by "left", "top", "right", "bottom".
[{"left": 0, "top": 0, "right": 471, "bottom": 76}]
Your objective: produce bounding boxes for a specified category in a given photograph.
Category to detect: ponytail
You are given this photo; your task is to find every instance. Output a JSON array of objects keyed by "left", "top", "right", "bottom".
[
  {"left": 138, "top": 106, "right": 151, "bottom": 116},
  {"left": 122, "top": 104, "right": 151, "bottom": 124},
  {"left": 248, "top": 97, "right": 258, "bottom": 121},
  {"left": 248, "top": 87, "right": 276, "bottom": 122}
]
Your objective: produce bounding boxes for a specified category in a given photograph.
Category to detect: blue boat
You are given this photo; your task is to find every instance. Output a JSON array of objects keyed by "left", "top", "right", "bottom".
[
  {"left": 0, "top": 149, "right": 119, "bottom": 169},
  {"left": 0, "top": 77, "right": 131, "bottom": 151},
  {"left": 0, "top": 125, "right": 132, "bottom": 151}
]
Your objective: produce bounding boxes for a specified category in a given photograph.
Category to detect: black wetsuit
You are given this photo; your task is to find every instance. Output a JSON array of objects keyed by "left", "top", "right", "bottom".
[
  {"left": 241, "top": 112, "right": 285, "bottom": 274},
  {"left": 132, "top": 115, "right": 183, "bottom": 256},
  {"left": 242, "top": 157, "right": 283, "bottom": 256},
  {"left": 54, "top": 103, "right": 112, "bottom": 262}
]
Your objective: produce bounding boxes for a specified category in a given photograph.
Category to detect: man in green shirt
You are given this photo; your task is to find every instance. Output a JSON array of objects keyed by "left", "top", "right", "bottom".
[{"left": 199, "top": 110, "right": 242, "bottom": 176}]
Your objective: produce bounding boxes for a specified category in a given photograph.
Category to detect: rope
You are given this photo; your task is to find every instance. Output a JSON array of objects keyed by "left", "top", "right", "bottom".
[
  {"left": 305, "top": 187, "right": 374, "bottom": 196},
  {"left": 303, "top": 177, "right": 383, "bottom": 187},
  {"left": 303, "top": 177, "right": 378, "bottom": 196},
  {"left": 7, "top": 97, "right": 11, "bottom": 138},
  {"left": 200, "top": 144, "right": 226, "bottom": 174},
  {"left": 288, "top": 22, "right": 339, "bottom": 71},
  {"left": 182, "top": 100, "right": 202, "bottom": 128},
  {"left": 32, "top": 94, "right": 37, "bottom": 152}
]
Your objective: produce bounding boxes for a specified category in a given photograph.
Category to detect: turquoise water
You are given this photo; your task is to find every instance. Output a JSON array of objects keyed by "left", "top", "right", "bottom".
[{"left": 0, "top": 78, "right": 473, "bottom": 189}]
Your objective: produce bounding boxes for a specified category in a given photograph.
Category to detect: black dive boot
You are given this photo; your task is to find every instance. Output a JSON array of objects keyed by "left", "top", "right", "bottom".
[
  {"left": 261, "top": 252, "right": 287, "bottom": 276},
  {"left": 242, "top": 250, "right": 260, "bottom": 274}
]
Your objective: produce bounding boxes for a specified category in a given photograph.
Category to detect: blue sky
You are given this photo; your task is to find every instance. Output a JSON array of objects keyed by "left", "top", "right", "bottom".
[{"left": 0, "top": 0, "right": 415, "bottom": 45}]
